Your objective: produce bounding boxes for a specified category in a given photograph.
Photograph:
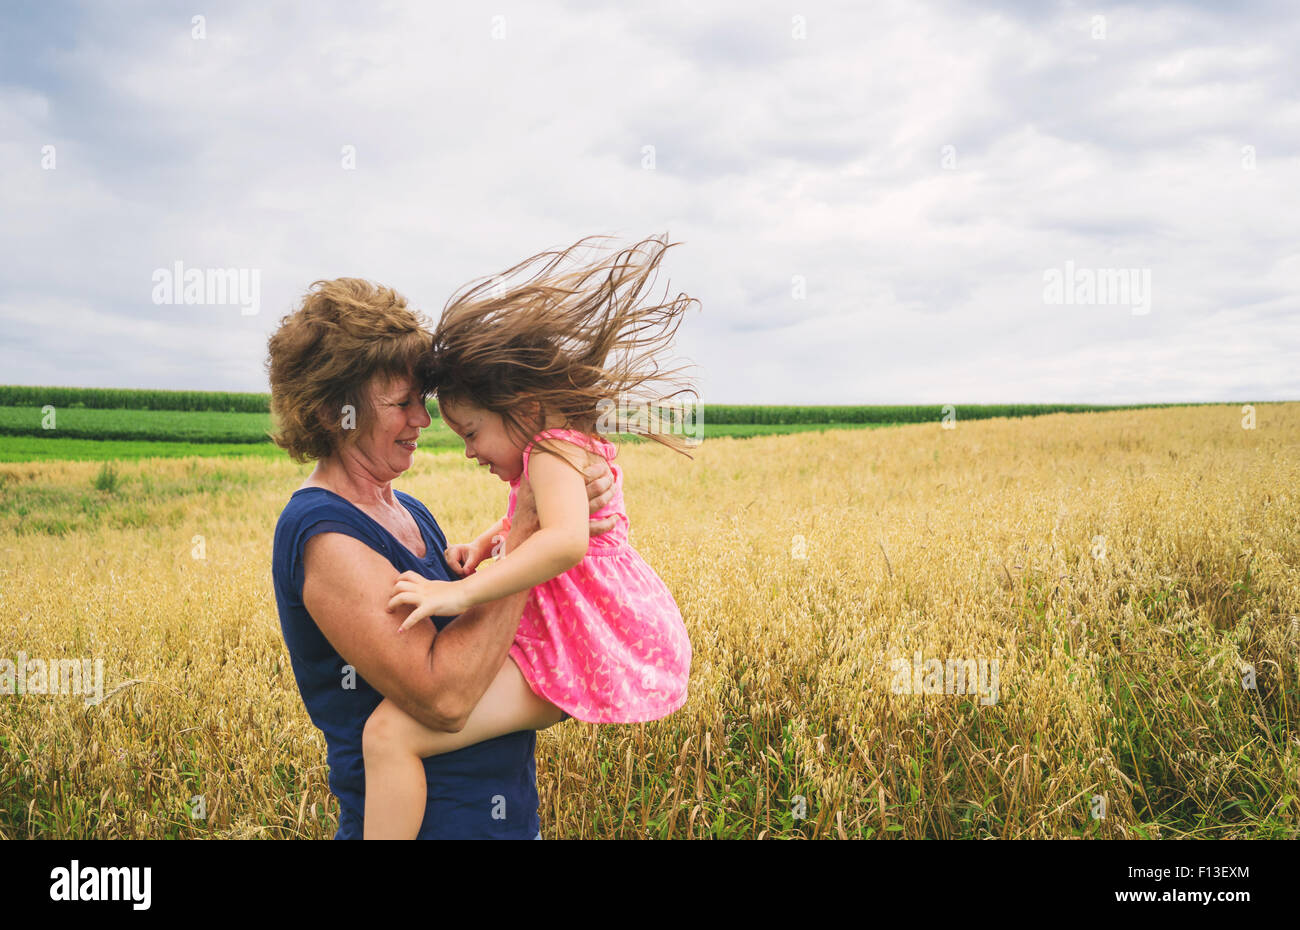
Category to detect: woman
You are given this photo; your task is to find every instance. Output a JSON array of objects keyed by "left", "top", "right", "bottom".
[{"left": 267, "top": 277, "right": 614, "bottom": 839}]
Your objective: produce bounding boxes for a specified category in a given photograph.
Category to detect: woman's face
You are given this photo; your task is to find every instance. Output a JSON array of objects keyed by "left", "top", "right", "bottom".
[
  {"left": 351, "top": 373, "right": 432, "bottom": 479},
  {"left": 438, "top": 397, "right": 525, "bottom": 483}
]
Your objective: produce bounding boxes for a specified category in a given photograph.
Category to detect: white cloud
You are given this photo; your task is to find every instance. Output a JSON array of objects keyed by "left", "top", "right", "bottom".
[{"left": 0, "top": 0, "right": 1295, "bottom": 403}]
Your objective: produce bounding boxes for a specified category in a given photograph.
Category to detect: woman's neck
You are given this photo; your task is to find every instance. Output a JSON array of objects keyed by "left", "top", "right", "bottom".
[{"left": 305, "top": 452, "right": 396, "bottom": 509}]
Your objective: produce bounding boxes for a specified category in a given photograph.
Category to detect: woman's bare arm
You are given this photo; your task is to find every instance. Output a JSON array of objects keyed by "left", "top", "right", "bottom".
[
  {"left": 300, "top": 461, "right": 615, "bottom": 732},
  {"left": 303, "top": 514, "right": 534, "bottom": 732}
]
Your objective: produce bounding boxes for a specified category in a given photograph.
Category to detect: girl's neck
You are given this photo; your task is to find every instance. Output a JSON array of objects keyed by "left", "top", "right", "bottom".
[
  {"left": 534, "top": 407, "right": 600, "bottom": 435},
  {"left": 540, "top": 412, "right": 570, "bottom": 432}
]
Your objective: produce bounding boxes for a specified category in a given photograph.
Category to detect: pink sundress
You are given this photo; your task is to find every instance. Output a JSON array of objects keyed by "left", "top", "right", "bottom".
[{"left": 501, "top": 428, "right": 691, "bottom": 723}]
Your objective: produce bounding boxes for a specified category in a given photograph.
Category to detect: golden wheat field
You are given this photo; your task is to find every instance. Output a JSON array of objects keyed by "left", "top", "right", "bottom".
[{"left": 1, "top": 403, "right": 1297, "bottom": 839}]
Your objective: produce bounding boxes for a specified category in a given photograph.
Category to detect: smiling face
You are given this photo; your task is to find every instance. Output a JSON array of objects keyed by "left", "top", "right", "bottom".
[
  {"left": 350, "top": 373, "right": 432, "bottom": 479},
  {"left": 437, "top": 396, "right": 526, "bottom": 482}
]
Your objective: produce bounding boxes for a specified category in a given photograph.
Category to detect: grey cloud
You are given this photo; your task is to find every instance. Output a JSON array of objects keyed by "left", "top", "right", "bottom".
[{"left": 0, "top": 0, "right": 1295, "bottom": 404}]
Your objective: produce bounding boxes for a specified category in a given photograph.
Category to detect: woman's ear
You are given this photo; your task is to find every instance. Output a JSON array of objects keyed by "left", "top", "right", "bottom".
[{"left": 316, "top": 396, "right": 359, "bottom": 441}]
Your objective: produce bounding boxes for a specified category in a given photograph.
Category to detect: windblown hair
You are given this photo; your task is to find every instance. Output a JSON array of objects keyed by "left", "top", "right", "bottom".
[
  {"left": 428, "top": 234, "right": 701, "bottom": 472},
  {"left": 265, "top": 278, "right": 433, "bottom": 463}
]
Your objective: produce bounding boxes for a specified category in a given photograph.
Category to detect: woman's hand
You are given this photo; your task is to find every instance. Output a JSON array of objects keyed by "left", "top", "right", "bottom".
[
  {"left": 444, "top": 542, "right": 484, "bottom": 576},
  {"left": 388, "top": 571, "right": 474, "bottom": 631},
  {"left": 582, "top": 461, "right": 616, "bottom": 537}
]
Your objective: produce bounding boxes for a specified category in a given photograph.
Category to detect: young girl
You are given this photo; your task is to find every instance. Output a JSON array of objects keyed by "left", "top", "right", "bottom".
[{"left": 362, "top": 234, "right": 699, "bottom": 839}]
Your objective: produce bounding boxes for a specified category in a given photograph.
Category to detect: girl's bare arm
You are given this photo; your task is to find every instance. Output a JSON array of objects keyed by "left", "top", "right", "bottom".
[{"left": 456, "top": 442, "right": 591, "bottom": 604}]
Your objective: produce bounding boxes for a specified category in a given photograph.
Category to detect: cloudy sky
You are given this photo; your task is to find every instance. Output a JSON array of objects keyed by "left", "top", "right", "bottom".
[{"left": 1, "top": 0, "right": 1296, "bottom": 404}]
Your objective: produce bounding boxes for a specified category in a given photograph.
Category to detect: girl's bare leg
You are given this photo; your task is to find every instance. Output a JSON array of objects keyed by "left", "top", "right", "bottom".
[{"left": 362, "top": 657, "right": 564, "bottom": 839}]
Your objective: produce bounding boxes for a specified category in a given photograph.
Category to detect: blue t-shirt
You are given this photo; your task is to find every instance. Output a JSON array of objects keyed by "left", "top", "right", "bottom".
[{"left": 271, "top": 486, "right": 539, "bottom": 839}]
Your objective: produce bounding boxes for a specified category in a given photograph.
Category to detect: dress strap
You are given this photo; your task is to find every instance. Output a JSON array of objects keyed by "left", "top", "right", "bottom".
[{"left": 521, "top": 428, "right": 612, "bottom": 481}]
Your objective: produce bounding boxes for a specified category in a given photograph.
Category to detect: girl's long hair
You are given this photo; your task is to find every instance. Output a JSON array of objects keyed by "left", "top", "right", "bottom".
[{"left": 426, "top": 234, "right": 701, "bottom": 470}]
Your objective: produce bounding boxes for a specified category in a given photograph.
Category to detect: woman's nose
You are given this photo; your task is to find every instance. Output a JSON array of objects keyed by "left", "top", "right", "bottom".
[{"left": 413, "top": 405, "right": 432, "bottom": 427}]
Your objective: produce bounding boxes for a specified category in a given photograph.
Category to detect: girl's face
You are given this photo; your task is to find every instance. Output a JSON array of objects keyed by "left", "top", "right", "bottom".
[{"left": 438, "top": 397, "right": 525, "bottom": 482}]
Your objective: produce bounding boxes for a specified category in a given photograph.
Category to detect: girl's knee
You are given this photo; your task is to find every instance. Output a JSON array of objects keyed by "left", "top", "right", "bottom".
[{"left": 362, "top": 699, "right": 408, "bottom": 759}]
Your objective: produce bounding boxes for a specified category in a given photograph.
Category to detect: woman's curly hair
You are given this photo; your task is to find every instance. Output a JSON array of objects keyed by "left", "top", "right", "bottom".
[
  {"left": 428, "top": 234, "right": 701, "bottom": 468},
  {"left": 265, "top": 278, "right": 434, "bottom": 463}
]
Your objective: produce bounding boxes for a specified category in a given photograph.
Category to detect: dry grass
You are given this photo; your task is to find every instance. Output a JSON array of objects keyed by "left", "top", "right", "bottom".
[{"left": 1, "top": 403, "right": 1297, "bottom": 838}]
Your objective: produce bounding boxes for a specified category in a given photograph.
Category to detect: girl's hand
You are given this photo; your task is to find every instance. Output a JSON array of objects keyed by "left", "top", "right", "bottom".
[
  {"left": 443, "top": 543, "right": 483, "bottom": 576},
  {"left": 388, "top": 571, "right": 473, "bottom": 631}
]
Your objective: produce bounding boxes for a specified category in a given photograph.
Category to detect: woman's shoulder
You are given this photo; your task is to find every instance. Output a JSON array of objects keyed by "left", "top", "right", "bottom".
[
  {"left": 275, "top": 487, "right": 365, "bottom": 557},
  {"left": 272, "top": 487, "right": 384, "bottom": 600},
  {"left": 277, "top": 485, "right": 355, "bottom": 526}
]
